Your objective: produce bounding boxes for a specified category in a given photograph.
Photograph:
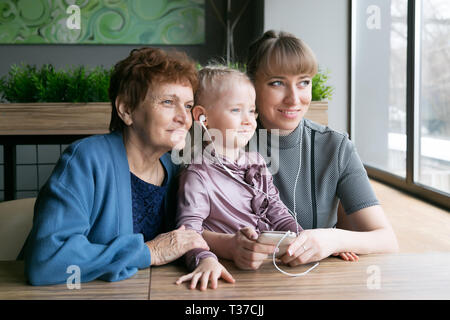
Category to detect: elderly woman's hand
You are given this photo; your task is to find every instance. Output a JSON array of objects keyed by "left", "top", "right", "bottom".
[{"left": 146, "top": 225, "right": 210, "bottom": 266}]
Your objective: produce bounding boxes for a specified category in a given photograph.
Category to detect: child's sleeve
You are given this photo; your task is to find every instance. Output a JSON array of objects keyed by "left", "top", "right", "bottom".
[
  {"left": 176, "top": 169, "right": 218, "bottom": 270},
  {"left": 176, "top": 169, "right": 211, "bottom": 232}
]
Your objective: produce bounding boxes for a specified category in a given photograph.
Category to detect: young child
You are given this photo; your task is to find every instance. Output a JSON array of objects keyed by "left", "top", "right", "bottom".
[{"left": 175, "top": 66, "right": 357, "bottom": 291}]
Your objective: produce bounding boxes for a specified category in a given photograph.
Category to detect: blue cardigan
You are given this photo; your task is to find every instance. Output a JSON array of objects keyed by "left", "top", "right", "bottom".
[{"left": 20, "top": 131, "right": 179, "bottom": 285}]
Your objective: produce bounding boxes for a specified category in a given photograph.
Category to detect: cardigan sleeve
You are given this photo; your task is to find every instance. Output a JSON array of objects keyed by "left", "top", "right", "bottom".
[{"left": 22, "top": 140, "right": 151, "bottom": 286}]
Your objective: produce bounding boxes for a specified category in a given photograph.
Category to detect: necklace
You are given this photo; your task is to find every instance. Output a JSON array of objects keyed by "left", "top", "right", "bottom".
[{"left": 131, "top": 160, "right": 162, "bottom": 186}]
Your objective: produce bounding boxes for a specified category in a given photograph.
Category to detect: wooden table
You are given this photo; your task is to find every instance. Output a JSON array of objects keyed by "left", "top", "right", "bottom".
[
  {"left": 1, "top": 253, "right": 449, "bottom": 300},
  {"left": 0, "top": 261, "right": 150, "bottom": 300}
]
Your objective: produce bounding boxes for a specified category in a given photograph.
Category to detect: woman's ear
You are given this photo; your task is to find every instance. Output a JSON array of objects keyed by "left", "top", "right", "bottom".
[
  {"left": 116, "top": 97, "right": 133, "bottom": 126},
  {"left": 192, "top": 105, "right": 207, "bottom": 124}
]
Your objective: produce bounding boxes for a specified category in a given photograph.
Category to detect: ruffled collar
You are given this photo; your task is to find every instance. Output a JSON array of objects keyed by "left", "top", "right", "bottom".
[
  {"left": 201, "top": 143, "right": 273, "bottom": 231},
  {"left": 202, "top": 144, "right": 265, "bottom": 185}
]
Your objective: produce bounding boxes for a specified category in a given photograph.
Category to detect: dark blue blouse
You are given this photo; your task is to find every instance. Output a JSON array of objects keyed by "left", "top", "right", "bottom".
[{"left": 131, "top": 171, "right": 168, "bottom": 242}]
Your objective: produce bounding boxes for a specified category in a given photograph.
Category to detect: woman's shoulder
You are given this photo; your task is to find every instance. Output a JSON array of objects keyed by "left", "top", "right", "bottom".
[
  {"left": 66, "top": 131, "right": 122, "bottom": 157},
  {"left": 303, "top": 118, "right": 353, "bottom": 148},
  {"left": 38, "top": 132, "right": 126, "bottom": 203},
  {"left": 303, "top": 118, "right": 348, "bottom": 138},
  {"left": 52, "top": 132, "right": 124, "bottom": 180},
  {"left": 303, "top": 119, "right": 359, "bottom": 170}
]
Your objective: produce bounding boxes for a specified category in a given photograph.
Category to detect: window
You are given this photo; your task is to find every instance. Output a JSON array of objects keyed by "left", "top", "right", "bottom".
[
  {"left": 351, "top": 0, "right": 450, "bottom": 209},
  {"left": 351, "top": 0, "right": 408, "bottom": 177},
  {"left": 417, "top": 0, "right": 450, "bottom": 194},
  {"left": 13, "top": 144, "right": 68, "bottom": 200}
]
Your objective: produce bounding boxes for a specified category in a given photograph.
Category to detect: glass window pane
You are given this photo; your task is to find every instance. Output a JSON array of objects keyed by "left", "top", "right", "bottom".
[
  {"left": 16, "top": 145, "right": 37, "bottom": 164},
  {"left": 353, "top": 0, "right": 407, "bottom": 177},
  {"left": 16, "top": 165, "right": 37, "bottom": 190},
  {"left": 417, "top": 0, "right": 450, "bottom": 194},
  {"left": 37, "top": 145, "right": 61, "bottom": 163},
  {"left": 15, "top": 191, "right": 38, "bottom": 199}
]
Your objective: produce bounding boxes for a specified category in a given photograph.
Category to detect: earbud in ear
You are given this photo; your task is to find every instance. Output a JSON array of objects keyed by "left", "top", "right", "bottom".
[{"left": 199, "top": 115, "right": 206, "bottom": 123}]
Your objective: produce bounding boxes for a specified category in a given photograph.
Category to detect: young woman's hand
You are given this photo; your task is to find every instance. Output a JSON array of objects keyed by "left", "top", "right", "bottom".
[
  {"left": 175, "top": 257, "right": 235, "bottom": 291},
  {"left": 146, "top": 225, "right": 209, "bottom": 266},
  {"left": 280, "top": 229, "right": 339, "bottom": 267},
  {"left": 230, "top": 227, "right": 277, "bottom": 270},
  {"left": 332, "top": 252, "right": 359, "bottom": 261}
]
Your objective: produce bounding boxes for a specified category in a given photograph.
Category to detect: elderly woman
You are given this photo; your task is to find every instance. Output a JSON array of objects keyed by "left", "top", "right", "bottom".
[
  {"left": 202, "top": 30, "right": 399, "bottom": 271},
  {"left": 21, "top": 47, "right": 209, "bottom": 285}
]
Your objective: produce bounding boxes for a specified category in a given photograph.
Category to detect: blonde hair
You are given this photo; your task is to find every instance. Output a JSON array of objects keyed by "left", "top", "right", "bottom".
[
  {"left": 182, "top": 65, "right": 254, "bottom": 165},
  {"left": 194, "top": 64, "right": 253, "bottom": 108},
  {"left": 246, "top": 30, "right": 318, "bottom": 81}
]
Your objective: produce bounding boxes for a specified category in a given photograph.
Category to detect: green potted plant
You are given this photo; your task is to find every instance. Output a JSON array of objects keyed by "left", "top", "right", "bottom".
[
  {"left": 308, "top": 67, "right": 334, "bottom": 125},
  {"left": 0, "top": 64, "right": 112, "bottom": 135},
  {"left": 0, "top": 63, "right": 333, "bottom": 135}
]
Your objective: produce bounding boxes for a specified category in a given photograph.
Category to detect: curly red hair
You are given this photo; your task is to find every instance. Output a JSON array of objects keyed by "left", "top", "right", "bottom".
[{"left": 109, "top": 47, "right": 198, "bottom": 132}]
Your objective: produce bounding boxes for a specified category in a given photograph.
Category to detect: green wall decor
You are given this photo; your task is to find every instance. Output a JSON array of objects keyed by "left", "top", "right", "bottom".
[{"left": 0, "top": 0, "right": 205, "bottom": 44}]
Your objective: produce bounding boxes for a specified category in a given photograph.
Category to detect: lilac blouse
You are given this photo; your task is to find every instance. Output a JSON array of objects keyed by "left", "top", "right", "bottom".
[{"left": 176, "top": 150, "right": 302, "bottom": 270}]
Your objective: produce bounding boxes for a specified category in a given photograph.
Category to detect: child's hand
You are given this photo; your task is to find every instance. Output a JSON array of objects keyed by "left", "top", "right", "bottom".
[
  {"left": 175, "top": 257, "right": 235, "bottom": 291},
  {"left": 332, "top": 252, "right": 359, "bottom": 261}
]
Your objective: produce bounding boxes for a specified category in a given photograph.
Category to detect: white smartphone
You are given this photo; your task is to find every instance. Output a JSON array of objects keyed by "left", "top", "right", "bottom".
[{"left": 257, "top": 231, "right": 297, "bottom": 258}]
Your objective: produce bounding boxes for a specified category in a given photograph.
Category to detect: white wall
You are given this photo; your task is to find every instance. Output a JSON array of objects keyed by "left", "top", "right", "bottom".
[{"left": 264, "top": 0, "right": 350, "bottom": 134}]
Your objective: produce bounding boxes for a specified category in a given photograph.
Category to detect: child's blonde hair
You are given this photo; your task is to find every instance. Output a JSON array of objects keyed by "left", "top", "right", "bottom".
[
  {"left": 194, "top": 64, "right": 253, "bottom": 108},
  {"left": 181, "top": 64, "right": 254, "bottom": 165}
]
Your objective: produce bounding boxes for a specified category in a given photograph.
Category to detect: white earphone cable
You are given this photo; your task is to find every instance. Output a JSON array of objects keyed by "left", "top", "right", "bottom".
[{"left": 199, "top": 119, "right": 319, "bottom": 277}]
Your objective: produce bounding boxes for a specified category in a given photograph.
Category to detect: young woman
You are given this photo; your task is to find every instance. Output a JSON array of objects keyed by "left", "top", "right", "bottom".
[{"left": 201, "top": 30, "right": 399, "bottom": 271}]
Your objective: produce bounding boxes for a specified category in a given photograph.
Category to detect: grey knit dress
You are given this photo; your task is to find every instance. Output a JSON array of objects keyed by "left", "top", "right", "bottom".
[{"left": 254, "top": 118, "right": 379, "bottom": 230}]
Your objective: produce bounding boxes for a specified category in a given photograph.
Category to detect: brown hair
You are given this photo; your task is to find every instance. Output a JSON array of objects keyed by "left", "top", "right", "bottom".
[
  {"left": 246, "top": 30, "right": 318, "bottom": 81},
  {"left": 108, "top": 47, "right": 198, "bottom": 132}
]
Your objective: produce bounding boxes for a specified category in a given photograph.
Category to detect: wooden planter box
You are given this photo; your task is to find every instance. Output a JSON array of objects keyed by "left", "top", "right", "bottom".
[
  {"left": 0, "top": 101, "right": 327, "bottom": 136},
  {"left": 0, "top": 103, "right": 111, "bottom": 135},
  {"left": 305, "top": 101, "right": 328, "bottom": 126}
]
